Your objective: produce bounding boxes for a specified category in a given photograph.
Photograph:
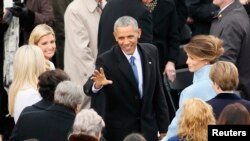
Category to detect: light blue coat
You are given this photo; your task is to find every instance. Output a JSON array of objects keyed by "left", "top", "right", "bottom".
[{"left": 162, "top": 65, "right": 216, "bottom": 140}]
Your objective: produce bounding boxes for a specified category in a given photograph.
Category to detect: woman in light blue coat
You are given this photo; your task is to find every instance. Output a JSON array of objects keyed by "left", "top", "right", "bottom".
[{"left": 162, "top": 35, "right": 224, "bottom": 140}]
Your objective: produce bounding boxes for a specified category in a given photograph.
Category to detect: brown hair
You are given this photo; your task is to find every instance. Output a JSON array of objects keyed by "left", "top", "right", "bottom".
[
  {"left": 184, "top": 35, "right": 224, "bottom": 64},
  {"left": 210, "top": 61, "right": 239, "bottom": 91},
  {"left": 217, "top": 103, "right": 250, "bottom": 125}
]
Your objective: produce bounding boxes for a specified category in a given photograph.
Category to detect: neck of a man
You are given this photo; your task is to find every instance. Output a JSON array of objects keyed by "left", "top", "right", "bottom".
[{"left": 220, "top": 0, "right": 234, "bottom": 10}]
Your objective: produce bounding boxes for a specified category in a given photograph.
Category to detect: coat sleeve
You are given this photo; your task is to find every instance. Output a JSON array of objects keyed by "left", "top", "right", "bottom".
[{"left": 219, "top": 20, "right": 244, "bottom": 64}]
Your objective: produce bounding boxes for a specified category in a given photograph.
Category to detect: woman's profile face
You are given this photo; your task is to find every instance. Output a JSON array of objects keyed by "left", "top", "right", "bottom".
[
  {"left": 186, "top": 53, "right": 208, "bottom": 72},
  {"left": 37, "top": 33, "right": 56, "bottom": 60}
]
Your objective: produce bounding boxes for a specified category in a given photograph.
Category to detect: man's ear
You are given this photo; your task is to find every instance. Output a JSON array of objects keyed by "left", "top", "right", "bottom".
[
  {"left": 137, "top": 28, "right": 142, "bottom": 38},
  {"left": 113, "top": 31, "right": 117, "bottom": 41}
]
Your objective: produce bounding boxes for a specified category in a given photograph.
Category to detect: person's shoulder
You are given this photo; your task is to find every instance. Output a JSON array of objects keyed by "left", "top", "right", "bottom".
[
  {"left": 168, "top": 135, "right": 181, "bottom": 141},
  {"left": 139, "top": 43, "right": 157, "bottom": 50}
]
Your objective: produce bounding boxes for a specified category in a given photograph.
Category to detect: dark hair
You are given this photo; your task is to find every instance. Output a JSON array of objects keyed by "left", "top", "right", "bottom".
[
  {"left": 38, "top": 69, "right": 70, "bottom": 101},
  {"left": 217, "top": 103, "right": 250, "bottom": 125}
]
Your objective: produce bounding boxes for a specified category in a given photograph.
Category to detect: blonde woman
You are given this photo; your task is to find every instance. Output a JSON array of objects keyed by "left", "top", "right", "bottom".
[
  {"left": 29, "top": 24, "right": 56, "bottom": 70},
  {"left": 8, "top": 45, "right": 46, "bottom": 123},
  {"left": 168, "top": 98, "right": 216, "bottom": 141},
  {"left": 163, "top": 35, "right": 224, "bottom": 140}
]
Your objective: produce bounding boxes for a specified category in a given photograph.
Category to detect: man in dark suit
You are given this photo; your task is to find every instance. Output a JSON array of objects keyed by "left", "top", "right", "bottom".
[
  {"left": 210, "top": 0, "right": 250, "bottom": 100},
  {"left": 84, "top": 16, "right": 169, "bottom": 141},
  {"left": 10, "top": 81, "right": 84, "bottom": 141},
  {"left": 97, "top": 0, "right": 153, "bottom": 55},
  {"left": 95, "top": 0, "right": 153, "bottom": 119}
]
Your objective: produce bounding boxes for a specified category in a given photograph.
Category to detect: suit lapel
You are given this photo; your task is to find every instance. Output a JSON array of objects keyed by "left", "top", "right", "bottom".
[{"left": 114, "top": 46, "right": 139, "bottom": 91}]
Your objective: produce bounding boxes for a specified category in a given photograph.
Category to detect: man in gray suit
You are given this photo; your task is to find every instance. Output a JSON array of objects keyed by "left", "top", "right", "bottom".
[{"left": 210, "top": 0, "right": 250, "bottom": 100}]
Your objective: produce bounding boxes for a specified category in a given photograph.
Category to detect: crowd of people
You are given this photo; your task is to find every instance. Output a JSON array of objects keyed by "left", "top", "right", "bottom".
[{"left": 1, "top": 0, "right": 250, "bottom": 141}]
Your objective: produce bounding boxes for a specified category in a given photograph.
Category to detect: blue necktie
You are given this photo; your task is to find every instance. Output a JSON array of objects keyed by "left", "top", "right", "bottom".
[{"left": 130, "top": 56, "right": 139, "bottom": 84}]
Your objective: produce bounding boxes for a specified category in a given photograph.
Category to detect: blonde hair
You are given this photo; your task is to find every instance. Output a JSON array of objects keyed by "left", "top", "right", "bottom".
[
  {"left": 184, "top": 35, "right": 224, "bottom": 64},
  {"left": 178, "top": 98, "right": 216, "bottom": 141},
  {"left": 28, "top": 24, "right": 55, "bottom": 45},
  {"left": 8, "top": 45, "right": 46, "bottom": 116},
  {"left": 210, "top": 61, "right": 239, "bottom": 91}
]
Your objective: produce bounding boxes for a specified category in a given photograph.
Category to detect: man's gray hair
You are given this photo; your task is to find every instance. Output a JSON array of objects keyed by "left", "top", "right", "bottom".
[
  {"left": 54, "top": 81, "right": 84, "bottom": 109},
  {"left": 71, "top": 109, "right": 105, "bottom": 137},
  {"left": 114, "top": 16, "right": 138, "bottom": 32}
]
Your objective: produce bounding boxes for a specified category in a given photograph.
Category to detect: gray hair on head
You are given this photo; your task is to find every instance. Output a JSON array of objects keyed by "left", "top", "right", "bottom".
[
  {"left": 54, "top": 81, "right": 84, "bottom": 109},
  {"left": 71, "top": 109, "right": 105, "bottom": 138},
  {"left": 114, "top": 16, "right": 138, "bottom": 32}
]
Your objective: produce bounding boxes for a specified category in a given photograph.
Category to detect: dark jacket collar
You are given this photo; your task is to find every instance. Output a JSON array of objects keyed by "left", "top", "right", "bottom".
[{"left": 214, "top": 93, "right": 241, "bottom": 99}]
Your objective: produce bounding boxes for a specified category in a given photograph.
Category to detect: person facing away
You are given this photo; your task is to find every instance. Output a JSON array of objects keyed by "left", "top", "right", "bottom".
[
  {"left": 8, "top": 45, "right": 46, "bottom": 123},
  {"left": 217, "top": 103, "right": 250, "bottom": 125},
  {"left": 84, "top": 16, "right": 169, "bottom": 141},
  {"left": 162, "top": 35, "right": 224, "bottom": 140},
  {"left": 97, "top": 0, "right": 153, "bottom": 55},
  {"left": 210, "top": 0, "right": 250, "bottom": 100},
  {"left": 20, "top": 69, "right": 70, "bottom": 114},
  {"left": 168, "top": 98, "right": 216, "bottom": 141},
  {"left": 10, "top": 81, "right": 84, "bottom": 141},
  {"left": 29, "top": 24, "right": 56, "bottom": 70},
  {"left": 207, "top": 61, "right": 250, "bottom": 119},
  {"left": 68, "top": 109, "right": 105, "bottom": 141}
]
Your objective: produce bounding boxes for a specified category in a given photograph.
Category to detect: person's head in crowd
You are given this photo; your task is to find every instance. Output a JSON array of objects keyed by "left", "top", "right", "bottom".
[
  {"left": 8, "top": 45, "right": 46, "bottom": 116},
  {"left": 68, "top": 109, "right": 105, "bottom": 141},
  {"left": 210, "top": 61, "right": 239, "bottom": 93},
  {"left": 113, "top": 16, "right": 141, "bottom": 55},
  {"left": 29, "top": 24, "right": 56, "bottom": 60},
  {"left": 217, "top": 103, "right": 250, "bottom": 125},
  {"left": 184, "top": 35, "right": 224, "bottom": 72},
  {"left": 123, "top": 133, "right": 146, "bottom": 141},
  {"left": 38, "top": 69, "right": 70, "bottom": 102},
  {"left": 177, "top": 98, "right": 216, "bottom": 141},
  {"left": 54, "top": 81, "right": 84, "bottom": 113}
]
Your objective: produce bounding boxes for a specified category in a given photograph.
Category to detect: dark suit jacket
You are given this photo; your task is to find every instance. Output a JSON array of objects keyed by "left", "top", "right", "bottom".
[
  {"left": 97, "top": 0, "right": 153, "bottom": 55},
  {"left": 10, "top": 104, "right": 75, "bottom": 141},
  {"left": 84, "top": 43, "right": 169, "bottom": 141},
  {"left": 207, "top": 93, "right": 250, "bottom": 119},
  {"left": 152, "top": 0, "right": 180, "bottom": 71},
  {"left": 21, "top": 100, "right": 53, "bottom": 114},
  {"left": 210, "top": 0, "right": 250, "bottom": 100},
  {"left": 185, "top": 0, "right": 219, "bottom": 35}
]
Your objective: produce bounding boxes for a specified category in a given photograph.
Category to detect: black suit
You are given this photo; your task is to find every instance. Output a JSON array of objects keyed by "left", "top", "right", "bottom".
[
  {"left": 21, "top": 100, "right": 53, "bottom": 114},
  {"left": 185, "top": 0, "right": 219, "bottom": 35},
  {"left": 10, "top": 104, "right": 75, "bottom": 141},
  {"left": 152, "top": 0, "right": 180, "bottom": 71},
  {"left": 84, "top": 43, "right": 169, "bottom": 141},
  {"left": 207, "top": 93, "right": 250, "bottom": 119},
  {"left": 97, "top": 0, "right": 153, "bottom": 55}
]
